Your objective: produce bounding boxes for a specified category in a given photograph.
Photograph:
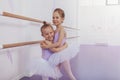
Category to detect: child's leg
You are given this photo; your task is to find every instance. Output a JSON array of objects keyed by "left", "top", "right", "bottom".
[
  {"left": 42, "top": 76, "right": 49, "bottom": 80},
  {"left": 53, "top": 64, "right": 61, "bottom": 80},
  {"left": 62, "top": 60, "right": 76, "bottom": 80}
]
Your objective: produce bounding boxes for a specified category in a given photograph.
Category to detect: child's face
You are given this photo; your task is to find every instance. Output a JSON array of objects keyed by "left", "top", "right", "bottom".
[
  {"left": 42, "top": 26, "right": 54, "bottom": 41},
  {"left": 52, "top": 11, "right": 64, "bottom": 26}
]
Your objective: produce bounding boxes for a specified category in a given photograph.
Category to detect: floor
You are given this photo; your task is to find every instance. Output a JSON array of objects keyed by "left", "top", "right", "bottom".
[{"left": 20, "top": 75, "right": 68, "bottom": 80}]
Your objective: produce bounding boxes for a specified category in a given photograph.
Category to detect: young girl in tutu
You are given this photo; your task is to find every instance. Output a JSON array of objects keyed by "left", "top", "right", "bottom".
[
  {"left": 41, "top": 8, "right": 79, "bottom": 80},
  {"left": 28, "top": 23, "right": 68, "bottom": 80}
]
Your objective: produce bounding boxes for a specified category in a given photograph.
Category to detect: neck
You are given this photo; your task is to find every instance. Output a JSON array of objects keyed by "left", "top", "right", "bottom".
[
  {"left": 56, "top": 23, "right": 62, "bottom": 27},
  {"left": 56, "top": 24, "right": 62, "bottom": 29}
]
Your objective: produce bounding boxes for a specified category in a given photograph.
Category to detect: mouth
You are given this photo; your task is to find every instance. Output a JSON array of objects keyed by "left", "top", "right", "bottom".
[
  {"left": 49, "top": 37, "right": 53, "bottom": 40},
  {"left": 53, "top": 21, "right": 57, "bottom": 23},
  {"left": 53, "top": 22, "right": 57, "bottom": 24}
]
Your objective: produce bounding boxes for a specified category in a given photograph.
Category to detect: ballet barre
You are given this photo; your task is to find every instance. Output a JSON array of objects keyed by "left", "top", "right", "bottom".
[
  {"left": 0, "top": 36, "right": 80, "bottom": 50},
  {"left": 2, "top": 11, "right": 80, "bottom": 30},
  {"left": 67, "top": 36, "right": 80, "bottom": 39},
  {"left": 2, "top": 12, "right": 43, "bottom": 23},
  {"left": 0, "top": 40, "right": 41, "bottom": 49}
]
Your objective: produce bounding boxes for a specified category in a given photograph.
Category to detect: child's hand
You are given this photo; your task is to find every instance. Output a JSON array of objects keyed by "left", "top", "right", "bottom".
[
  {"left": 44, "top": 40, "right": 52, "bottom": 45},
  {"left": 40, "top": 40, "right": 52, "bottom": 49},
  {"left": 41, "top": 44, "right": 48, "bottom": 49},
  {"left": 40, "top": 40, "right": 47, "bottom": 48}
]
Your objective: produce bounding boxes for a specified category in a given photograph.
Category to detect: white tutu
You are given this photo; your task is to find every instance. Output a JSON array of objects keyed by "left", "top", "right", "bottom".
[
  {"left": 48, "top": 42, "right": 80, "bottom": 67},
  {"left": 26, "top": 58, "right": 62, "bottom": 79}
]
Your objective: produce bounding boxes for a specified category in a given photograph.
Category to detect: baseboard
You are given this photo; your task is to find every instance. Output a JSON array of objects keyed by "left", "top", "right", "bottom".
[{"left": 11, "top": 72, "right": 29, "bottom": 80}]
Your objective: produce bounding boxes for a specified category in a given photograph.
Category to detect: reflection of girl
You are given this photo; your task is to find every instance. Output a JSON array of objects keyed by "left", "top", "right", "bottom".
[{"left": 41, "top": 8, "right": 79, "bottom": 80}]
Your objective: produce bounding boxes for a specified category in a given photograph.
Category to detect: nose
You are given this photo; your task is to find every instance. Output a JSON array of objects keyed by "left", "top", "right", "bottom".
[
  {"left": 48, "top": 33, "right": 51, "bottom": 37},
  {"left": 53, "top": 19, "right": 55, "bottom": 22}
]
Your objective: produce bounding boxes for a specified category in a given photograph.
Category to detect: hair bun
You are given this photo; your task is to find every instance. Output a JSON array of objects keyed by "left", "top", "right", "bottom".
[{"left": 43, "top": 21, "right": 47, "bottom": 25}]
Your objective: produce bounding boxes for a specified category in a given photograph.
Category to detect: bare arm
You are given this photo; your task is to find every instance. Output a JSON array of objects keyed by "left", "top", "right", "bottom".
[
  {"left": 40, "top": 40, "right": 50, "bottom": 48},
  {"left": 2, "top": 40, "right": 42, "bottom": 49},
  {"left": 41, "top": 27, "right": 65, "bottom": 49},
  {"left": 50, "top": 42, "right": 68, "bottom": 53}
]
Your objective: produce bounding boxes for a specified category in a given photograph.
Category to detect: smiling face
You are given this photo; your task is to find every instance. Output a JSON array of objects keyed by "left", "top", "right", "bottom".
[
  {"left": 52, "top": 8, "right": 65, "bottom": 27},
  {"left": 41, "top": 26, "right": 54, "bottom": 42},
  {"left": 52, "top": 11, "right": 64, "bottom": 26}
]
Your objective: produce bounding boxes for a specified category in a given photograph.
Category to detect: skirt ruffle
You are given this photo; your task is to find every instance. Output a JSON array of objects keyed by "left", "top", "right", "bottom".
[
  {"left": 26, "top": 58, "right": 62, "bottom": 79},
  {"left": 48, "top": 42, "right": 80, "bottom": 67}
]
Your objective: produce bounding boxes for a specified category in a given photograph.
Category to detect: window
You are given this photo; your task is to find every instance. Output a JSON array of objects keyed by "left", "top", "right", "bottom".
[{"left": 106, "top": 0, "right": 120, "bottom": 5}]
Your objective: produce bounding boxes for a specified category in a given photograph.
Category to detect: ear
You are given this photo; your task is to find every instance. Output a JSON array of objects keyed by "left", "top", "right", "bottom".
[{"left": 62, "top": 18, "right": 64, "bottom": 23}]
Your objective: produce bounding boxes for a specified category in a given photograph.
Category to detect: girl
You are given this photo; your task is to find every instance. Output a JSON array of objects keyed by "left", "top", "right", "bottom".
[
  {"left": 41, "top": 8, "right": 79, "bottom": 80},
  {"left": 27, "top": 23, "right": 68, "bottom": 80}
]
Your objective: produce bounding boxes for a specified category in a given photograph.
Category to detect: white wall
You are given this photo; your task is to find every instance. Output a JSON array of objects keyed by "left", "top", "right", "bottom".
[
  {"left": 0, "top": 0, "right": 25, "bottom": 80},
  {"left": 0, "top": 16, "right": 29, "bottom": 80},
  {"left": 77, "top": 0, "right": 120, "bottom": 80},
  {"left": 79, "top": 0, "right": 105, "bottom": 6},
  {"left": 0, "top": 0, "right": 43, "bottom": 80},
  {"left": 78, "top": 0, "right": 120, "bottom": 45}
]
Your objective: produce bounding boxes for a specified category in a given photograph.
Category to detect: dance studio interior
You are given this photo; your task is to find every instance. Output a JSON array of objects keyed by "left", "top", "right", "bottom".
[{"left": 0, "top": 0, "right": 120, "bottom": 80}]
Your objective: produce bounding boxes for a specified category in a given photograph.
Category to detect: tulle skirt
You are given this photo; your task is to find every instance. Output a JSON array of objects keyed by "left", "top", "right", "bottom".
[
  {"left": 26, "top": 41, "right": 80, "bottom": 79},
  {"left": 26, "top": 58, "right": 62, "bottom": 79},
  {"left": 48, "top": 41, "right": 80, "bottom": 67}
]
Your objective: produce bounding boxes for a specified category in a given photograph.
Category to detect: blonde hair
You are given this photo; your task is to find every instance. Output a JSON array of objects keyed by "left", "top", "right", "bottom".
[{"left": 41, "top": 21, "right": 53, "bottom": 33}]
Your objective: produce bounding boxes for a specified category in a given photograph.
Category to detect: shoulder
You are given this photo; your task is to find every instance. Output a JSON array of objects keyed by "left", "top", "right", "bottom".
[{"left": 59, "top": 26, "right": 65, "bottom": 32}]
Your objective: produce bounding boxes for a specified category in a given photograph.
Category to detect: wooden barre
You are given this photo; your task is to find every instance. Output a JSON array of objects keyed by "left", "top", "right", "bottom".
[
  {"left": 0, "top": 36, "right": 80, "bottom": 50},
  {"left": 67, "top": 36, "right": 80, "bottom": 39},
  {"left": 2, "top": 40, "right": 41, "bottom": 49},
  {"left": 2, "top": 12, "right": 43, "bottom": 23},
  {"left": 65, "top": 26, "right": 80, "bottom": 30},
  {"left": 2, "top": 11, "right": 80, "bottom": 30}
]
